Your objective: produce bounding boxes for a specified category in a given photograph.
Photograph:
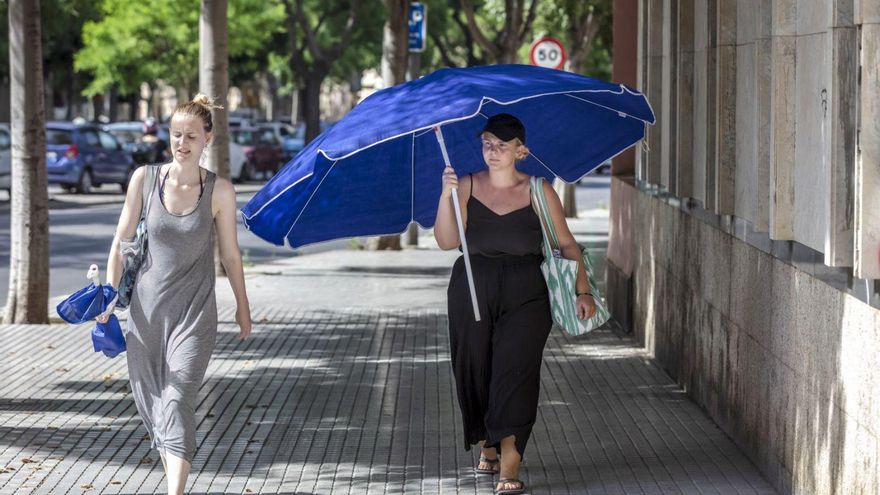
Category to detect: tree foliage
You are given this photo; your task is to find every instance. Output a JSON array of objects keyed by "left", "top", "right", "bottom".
[
  {"left": 0, "top": 0, "right": 100, "bottom": 86},
  {"left": 459, "top": 0, "right": 539, "bottom": 64},
  {"left": 534, "top": 0, "right": 612, "bottom": 79},
  {"left": 281, "top": 0, "right": 381, "bottom": 140},
  {"left": 75, "top": 0, "right": 286, "bottom": 96},
  {"left": 416, "top": 0, "right": 612, "bottom": 79},
  {"left": 421, "top": 0, "right": 489, "bottom": 69}
]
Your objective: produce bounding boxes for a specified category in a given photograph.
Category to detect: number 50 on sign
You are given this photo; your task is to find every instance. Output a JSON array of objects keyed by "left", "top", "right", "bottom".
[{"left": 529, "top": 36, "right": 567, "bottom": 70}]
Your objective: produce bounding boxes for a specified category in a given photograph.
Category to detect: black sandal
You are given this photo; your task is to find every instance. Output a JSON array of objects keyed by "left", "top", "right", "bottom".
[
  {"left": 495, "top": 478, "right": 525, "bottom": 495},
  {"left": 475, "top": 455, "right": 500, "bottom": 475}
]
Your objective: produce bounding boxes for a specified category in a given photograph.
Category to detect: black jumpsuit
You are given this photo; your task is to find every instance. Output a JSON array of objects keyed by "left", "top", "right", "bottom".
[{"left": 447, "top": 178, "right": 553, "bottom": 458}]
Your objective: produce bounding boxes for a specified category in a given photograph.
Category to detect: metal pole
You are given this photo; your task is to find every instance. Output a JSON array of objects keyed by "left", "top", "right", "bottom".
[
  {"left": 405, "top": 47, "right": 423, "bottom": 247},
  {"left": 434, "top": 126, "right": 481, "bottom": 321}
]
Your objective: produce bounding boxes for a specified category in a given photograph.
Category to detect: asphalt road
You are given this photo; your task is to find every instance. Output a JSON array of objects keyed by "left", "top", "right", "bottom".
[{"left": 0, "top": 175, "right": 610, "bottom": 308}]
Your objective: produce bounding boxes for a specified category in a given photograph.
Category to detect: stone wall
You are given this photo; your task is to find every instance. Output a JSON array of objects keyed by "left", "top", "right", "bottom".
[
  {"left": 607, "top": 177, "right": 880, "bottom": 495},
  {"left": 634, "top": 0, "right": 879, "bottom": 278}
]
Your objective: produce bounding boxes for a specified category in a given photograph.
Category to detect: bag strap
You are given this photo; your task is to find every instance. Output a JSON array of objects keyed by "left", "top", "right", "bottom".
[
  {"left": 530, "top": 176, "right": 561, "bottom": 256},
  {"left": 530, "top": 177, "right": 562, "bottom": 247},
  {"left": 139, "top": 165, "right": 159, "bottom": 222}
]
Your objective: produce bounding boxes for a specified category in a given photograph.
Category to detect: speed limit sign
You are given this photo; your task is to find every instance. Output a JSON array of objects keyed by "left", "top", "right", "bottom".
[{"left": 529, "top": 36, "right": 566, "bottom": 70}]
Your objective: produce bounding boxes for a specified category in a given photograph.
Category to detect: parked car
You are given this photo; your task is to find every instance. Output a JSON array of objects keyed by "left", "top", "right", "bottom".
[
  {"left": 228, "top": 116, "right": 252, "bottom": 128},
  {"left": 231, "top": 127, "right": 285, "bottom": 180},
  {"left": 288, "top": 123, "right": 306, "bottom": 157},
  {"left": 258, "top": 122, "right": 301, "bottom": 161},
  {"left": 157, "top": 122, "right": 170, "bottom": 145},
  {"left": 46, "top": 122, "right": 135, "bottom": 193},
  {"left": 228, "top": 139, "right": 246, "bottom": 182},
  {"left": 0, "top": 124, "right": 10, "bottom": 194},
  {"left": 104, "top": 121, "right": 169, "bottom": 165}
]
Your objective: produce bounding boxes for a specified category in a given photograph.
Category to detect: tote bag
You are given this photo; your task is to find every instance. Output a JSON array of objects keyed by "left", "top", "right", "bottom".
[{"left": 530, "top": 177, "right": 611, "bottom": 336}]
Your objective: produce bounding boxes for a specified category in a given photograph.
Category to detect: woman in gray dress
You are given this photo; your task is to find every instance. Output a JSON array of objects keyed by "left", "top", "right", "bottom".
[{"left": 98, "top": 94, "right": 252, "bottom": 494}]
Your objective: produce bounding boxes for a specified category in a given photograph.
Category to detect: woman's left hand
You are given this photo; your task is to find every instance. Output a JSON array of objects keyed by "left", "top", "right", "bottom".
[
  {"left": 235, "top": 306, "right": 252, "bottom": 340},
  {"left": 576, "top": 294, "right": 596, "bottom": 320}
]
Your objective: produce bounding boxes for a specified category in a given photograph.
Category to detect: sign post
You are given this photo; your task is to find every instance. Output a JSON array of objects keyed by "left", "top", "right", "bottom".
[
  {"left": 408, "top": 2, "right": 426, "bottom": 53},
  {"left": 529, "top": 36, "right": 567, "bottom": 70}
]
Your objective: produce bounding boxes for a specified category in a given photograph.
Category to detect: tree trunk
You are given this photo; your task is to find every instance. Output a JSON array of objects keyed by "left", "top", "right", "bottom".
[
  {"left": 43, "top": 67, "right": 53, "bottom": 121},
  {"left": 554, "top": 179, "right": 578, "bottom": 218},
  {"left": 108, "top": 83, "right": 119, "bottom": 122},
  {"left": 128, "top": 93, "right": 139, "bottom": 121},
  {"left": 91, "top": 94, "right": 103, "bottom": 122},
  {"left": 498, "top": 48, "right": 520, "bottom": 64},
  {"left": 199, "top": 0, "right": 230, "bottom": 180},
  {"left": 381, "top": 1, "right": 409, "bottom": 86},
  {"left": 303, "top": 72, "right": 323, "bottom": 143},
  {"left": 200, "top": 0, "right": 230, "bottom": 277},
  {"left": 5, "top": 0, "right": 50, "bottom": 324},
  {"left": 268, "top": 72, "right": 281, "bottom": 121},
  {"left": 296, "top": 88, "right": 305, "bottom": 124},
  {"left": 376, "top": 0, "right": 410, "bottom": 251},
  {"left": 65, "top": 63, "right": 75, "bottom": 120}
]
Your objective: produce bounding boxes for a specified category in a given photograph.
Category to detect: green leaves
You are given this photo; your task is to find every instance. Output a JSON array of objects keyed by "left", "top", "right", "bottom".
[
  {"left": 74, "top": 0, "right": 286, "bottom": 96},
  {"left": 75, "top": 0, "right": 199, "bottom": 95}
]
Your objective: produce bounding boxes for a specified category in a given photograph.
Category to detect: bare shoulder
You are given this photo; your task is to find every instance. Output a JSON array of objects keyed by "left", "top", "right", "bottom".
[
  {"left": 460, "top": 173, "right": 473, "bottom": 194},
  {"left": 469, "top": 170, "right": 487, "bottom": 182},
  {"left": 212, "top": 175, "right": 236, "bottom": 206},
  {"left": 131, "top": 164, "right": 148, "bottom": 187},
  {"left": 122, "top": 165, "right": 149, "bottom": 205},
  {"left": 213, "top": 174, "right": 234, "bottom": 194}
]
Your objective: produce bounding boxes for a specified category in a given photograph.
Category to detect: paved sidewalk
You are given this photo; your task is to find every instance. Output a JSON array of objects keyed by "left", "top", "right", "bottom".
[
  {"left": 0, "top": 211, "right": 777, "bottom": 494},
  {"left": 0, "top": 184, "right": 265, "bottom": 212}
]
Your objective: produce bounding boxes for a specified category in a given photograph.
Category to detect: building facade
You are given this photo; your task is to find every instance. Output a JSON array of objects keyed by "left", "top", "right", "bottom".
[{"left": 610, "top": 1, "right": 880, "bottom": 493}]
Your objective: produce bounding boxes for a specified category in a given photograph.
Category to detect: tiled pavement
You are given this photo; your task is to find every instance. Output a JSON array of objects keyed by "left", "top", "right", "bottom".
[
  {"left": 2, "top": 209, "right": 777, "bottom": 494},
  {"left": 0, "top": 305, "right": 777, "bottom": 494}
]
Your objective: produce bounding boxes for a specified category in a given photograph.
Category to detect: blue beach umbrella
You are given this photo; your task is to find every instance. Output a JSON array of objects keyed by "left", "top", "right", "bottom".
[{"left": 242, "top": 64, "right": 656, "bottom": 319}]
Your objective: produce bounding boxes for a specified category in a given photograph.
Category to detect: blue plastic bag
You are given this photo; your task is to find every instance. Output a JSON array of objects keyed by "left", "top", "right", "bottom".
[
  {"left": 56, "top": 283, "right": 117, "bottom": 324},
  {"left": 92, "top": 314, "right": 126, "bottom": 358}
]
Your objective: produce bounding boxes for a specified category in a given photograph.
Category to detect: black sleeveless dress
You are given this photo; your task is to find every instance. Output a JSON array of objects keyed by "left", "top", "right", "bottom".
[{"left": 446, "top": 176, "right": 553, "bottom": 458}]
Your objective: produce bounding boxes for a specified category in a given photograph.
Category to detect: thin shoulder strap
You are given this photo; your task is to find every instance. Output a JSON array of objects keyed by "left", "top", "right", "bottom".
[
  {"left": 140, "top": 165, "right": 159, "bottom": 221},
  {"left": 469, "top": 173, "right": 474, "bottom": 196},
  {"left": 204, "top": 170, "right": 217, "bottom": 197}
]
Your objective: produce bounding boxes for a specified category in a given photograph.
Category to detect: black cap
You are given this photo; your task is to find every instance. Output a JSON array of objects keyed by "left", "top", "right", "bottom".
[{"left": 478, "top": 113, "right": 526, "bottom": 144}]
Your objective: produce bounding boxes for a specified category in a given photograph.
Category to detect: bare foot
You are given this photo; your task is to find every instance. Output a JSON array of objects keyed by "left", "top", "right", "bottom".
[
  {"left": 477, "top": 443, "right": 500, "bottom": 474},
  {"left": 495, "top": 478, "right": 525, "bottom": 494},
  {"left": 498, "top": 436, "right": 522, "bottom": 488}
]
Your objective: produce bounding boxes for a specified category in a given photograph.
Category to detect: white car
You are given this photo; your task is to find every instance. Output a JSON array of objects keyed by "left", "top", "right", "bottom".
[
  {"left": 229, "top": 139, "right": 246, "bottom": 182},
  {"left": 0, "top": 124, "right": 10, "bottom": 194}
]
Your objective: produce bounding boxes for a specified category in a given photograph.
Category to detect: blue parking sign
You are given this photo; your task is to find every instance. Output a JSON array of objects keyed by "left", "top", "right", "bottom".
[{"left": 409, "top": 2, "right": 426, "bottom": 52}]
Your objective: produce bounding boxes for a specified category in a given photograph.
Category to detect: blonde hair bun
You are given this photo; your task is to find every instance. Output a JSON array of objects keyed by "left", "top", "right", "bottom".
[
  {"left": 173, "top": 93, "right": 222, "bottom": 132},
  {"left": 191, "top": 93, "right": 224, "bottom": 110}
]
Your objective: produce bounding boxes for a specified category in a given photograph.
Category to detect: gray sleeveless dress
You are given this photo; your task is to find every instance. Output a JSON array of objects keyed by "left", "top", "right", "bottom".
[{"left": 125, "top": 166, "right": 217, "bottom": 463}]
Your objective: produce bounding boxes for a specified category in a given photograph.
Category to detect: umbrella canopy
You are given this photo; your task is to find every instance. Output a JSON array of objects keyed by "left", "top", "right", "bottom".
[
  {"left": 56, "top": 265, "right": 118, "bottom": 324},
  {"left": 242, "top": 64, "right": 655, "bottom": 248}
]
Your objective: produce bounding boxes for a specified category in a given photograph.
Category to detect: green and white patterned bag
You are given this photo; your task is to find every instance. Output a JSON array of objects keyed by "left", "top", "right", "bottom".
[{"left": 530, "top": 177, "right": 611, "bottom": 336}]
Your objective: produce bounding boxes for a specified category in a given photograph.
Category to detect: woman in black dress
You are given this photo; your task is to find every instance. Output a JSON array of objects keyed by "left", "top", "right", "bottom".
[{"left": 434, "top": 113, "right": 596, "bottom": 494}]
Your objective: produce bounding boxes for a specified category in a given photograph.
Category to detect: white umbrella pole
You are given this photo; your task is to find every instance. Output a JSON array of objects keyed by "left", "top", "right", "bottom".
[{"left": 434, "top": 126, "right": 481, "bottom": 322}]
